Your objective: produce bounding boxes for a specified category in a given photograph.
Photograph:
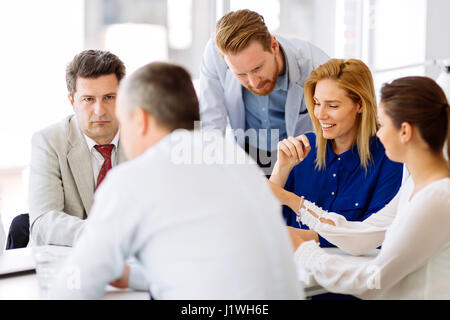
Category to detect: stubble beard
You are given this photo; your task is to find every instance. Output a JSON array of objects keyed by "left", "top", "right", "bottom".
[{"left": 246, "top": 55, "right": 279, "bottom": 97}]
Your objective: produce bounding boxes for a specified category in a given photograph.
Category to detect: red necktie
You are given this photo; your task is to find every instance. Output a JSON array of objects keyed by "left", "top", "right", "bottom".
[{"left": 94, "top": 144, "right": 114, "bottom": 189}]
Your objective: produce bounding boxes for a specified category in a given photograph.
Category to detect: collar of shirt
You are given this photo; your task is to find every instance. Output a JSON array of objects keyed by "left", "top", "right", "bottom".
[
  {"left": 83, "top": 129, "right": 120, "bottom": 186},
  {"left": 83, "top": 129, "right": 120, "bottom": 153},
  {"left": 139, "top": 128, "right": 185, "bottom": 160},
  {"left": 325, "top": 139, "right": 361, "bottom": 172}
]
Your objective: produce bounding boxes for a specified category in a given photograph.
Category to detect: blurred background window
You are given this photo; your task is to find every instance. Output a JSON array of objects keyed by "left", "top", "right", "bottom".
[{"left": 1, "top": 0, "right": 449, "bottom": 238}]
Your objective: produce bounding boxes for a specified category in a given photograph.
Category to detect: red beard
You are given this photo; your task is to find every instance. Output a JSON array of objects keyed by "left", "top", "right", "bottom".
[{"left": 245, "top": 55, "right": 279, "bottom": 96}]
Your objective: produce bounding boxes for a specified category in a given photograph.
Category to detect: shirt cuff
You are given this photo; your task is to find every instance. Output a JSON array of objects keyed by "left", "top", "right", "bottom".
[
  {"left": 128, "top": 263, "right": 149, "bottom": 292},
  {"left": 73, "top": 221, "right": 86, "bottom": 245},
  {"left": 294, "top": 240, "right": 327, "bottom": 271}
]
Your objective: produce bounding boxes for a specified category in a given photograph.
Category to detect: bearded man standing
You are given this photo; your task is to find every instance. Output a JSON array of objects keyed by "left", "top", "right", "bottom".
[{"left": 198, "top": 9, "right": 329, "bottom": 174}]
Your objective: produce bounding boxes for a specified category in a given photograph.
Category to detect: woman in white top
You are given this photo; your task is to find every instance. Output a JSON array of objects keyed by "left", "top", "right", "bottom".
[{"left": 272, "top": 76, "right": 450, "bottom": 299}]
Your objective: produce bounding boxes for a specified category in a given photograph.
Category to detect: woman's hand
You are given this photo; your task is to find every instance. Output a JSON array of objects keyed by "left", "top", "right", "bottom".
[
  {"left": 287, "top": 226, "right": 305, "bottom": 250},
  {"left": 109, "top": 264, "right": 130, "bottom": 289},
  {"left": 277, "top": 135, "right": 311, "bottom": 170},
  {"left": 270, "top": 135, "right": 311, "bottom": 188}
]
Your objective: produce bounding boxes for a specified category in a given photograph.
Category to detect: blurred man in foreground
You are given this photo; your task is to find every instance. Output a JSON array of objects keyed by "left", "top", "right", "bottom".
[{"left": 49, "top": 62, "right": 303, "bottom": 299}]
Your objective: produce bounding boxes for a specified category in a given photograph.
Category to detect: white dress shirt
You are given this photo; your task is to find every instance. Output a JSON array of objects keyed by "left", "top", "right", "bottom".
[
  {"left": 295, "top": 177, "right": 450, "bottom": 299},
  {"left": 50, "top": 129, "right": 303, "bottom": 299},
  {"left": 83, "top": 130, "right": 119, "bottom": 187}
]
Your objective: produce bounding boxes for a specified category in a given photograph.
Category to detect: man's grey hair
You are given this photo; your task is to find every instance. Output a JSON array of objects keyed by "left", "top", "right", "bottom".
[{"left": 120, "top": 62, "right": 200, "bottom": 131}]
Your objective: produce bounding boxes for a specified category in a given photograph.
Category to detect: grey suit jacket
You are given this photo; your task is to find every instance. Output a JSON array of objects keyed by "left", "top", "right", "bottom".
[{"left": 28, "top": 115, "right": 126, "bottom": 246}]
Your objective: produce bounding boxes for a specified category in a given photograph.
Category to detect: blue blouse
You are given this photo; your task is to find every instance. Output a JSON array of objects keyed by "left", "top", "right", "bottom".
[{"left": 283, "top": 132, "right": 403, "bottom": 247}]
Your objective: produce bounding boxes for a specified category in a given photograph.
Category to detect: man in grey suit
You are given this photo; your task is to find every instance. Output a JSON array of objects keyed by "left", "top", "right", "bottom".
[
  {"left": 198, "top": 9, "right": 329, "bottom": 175},
  {"left": 29, "top": 50, "right": 127, "bottom": 246}
]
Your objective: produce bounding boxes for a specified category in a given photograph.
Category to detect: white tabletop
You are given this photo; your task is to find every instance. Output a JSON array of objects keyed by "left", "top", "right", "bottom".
[
  {"left": 0, "top": 271, "right": 149, "bottom": 300},
  {"left": 0, "top": 246, "right": 379, "bottom": 299},
  {"left": 0, "top": 246, "right": 149, "bottom": 300}
]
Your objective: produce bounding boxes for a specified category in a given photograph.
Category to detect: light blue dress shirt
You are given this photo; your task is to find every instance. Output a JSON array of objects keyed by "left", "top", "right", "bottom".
[{"left": 243, "top": 48, "right": 289, "bottom": 151}]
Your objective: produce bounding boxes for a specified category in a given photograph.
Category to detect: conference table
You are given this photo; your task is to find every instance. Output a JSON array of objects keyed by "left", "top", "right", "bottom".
[
  {"left": 0, "top": 246, "right": 149, "bottom": 300},
  {"left": 0, "top": 246, "right": 378, "bottom": 299}
]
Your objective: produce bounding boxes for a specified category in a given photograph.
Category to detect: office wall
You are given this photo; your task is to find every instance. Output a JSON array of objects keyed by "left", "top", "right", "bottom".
[
  {"left": 312, "top": 0, "right": 335, "bottom": 57},
  {"left": 425, "top": 0, "right": 450, "bottom": 78}
]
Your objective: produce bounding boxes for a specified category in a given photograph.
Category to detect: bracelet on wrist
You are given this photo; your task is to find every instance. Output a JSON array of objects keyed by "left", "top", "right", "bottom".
[{"left": 298, "top": 196, "right": 305, "bottom": 213}]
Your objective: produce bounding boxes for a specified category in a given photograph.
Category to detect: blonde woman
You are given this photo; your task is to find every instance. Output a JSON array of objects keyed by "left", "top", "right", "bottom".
[
  {"left": 288, "top": 76, "right": 450, "bottom": 299},
  {"left": 270, "top": 59, "right": 403, "bottom": 250}
]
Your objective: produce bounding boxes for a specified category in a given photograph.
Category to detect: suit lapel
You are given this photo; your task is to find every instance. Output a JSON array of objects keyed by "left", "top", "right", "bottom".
[
  {"left": 225, "top": 70, "right": 246, "bottom": 131},
  {"left": 66, "top": 117, "right": 95, "bottom": 215},
  {"left": 285, "top": 84, "right": 304, "bottom": 137},
  {"left": 278, "top": 37, "right": 305, "bottom": 137}
]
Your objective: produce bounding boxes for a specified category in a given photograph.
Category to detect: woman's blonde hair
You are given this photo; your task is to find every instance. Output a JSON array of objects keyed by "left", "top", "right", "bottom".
[{"left": 304, "top": 58, "right": 378, "bottom": 170}]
